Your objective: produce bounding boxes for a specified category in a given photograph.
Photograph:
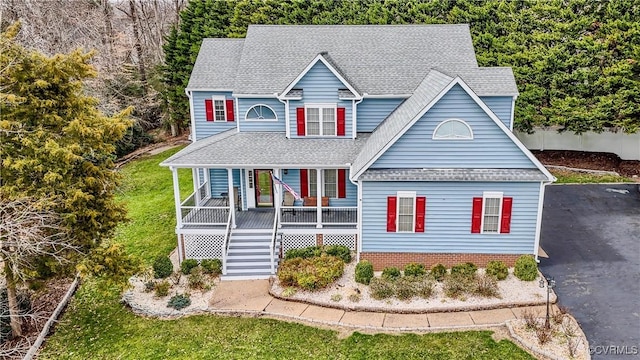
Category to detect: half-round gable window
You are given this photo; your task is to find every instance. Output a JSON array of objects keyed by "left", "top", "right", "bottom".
[
  {"left": 245, "top": 104, "right": 277, "bottom": 121},
  {"left": 432, "top": 119, "right": 473, "bottom": 140}
]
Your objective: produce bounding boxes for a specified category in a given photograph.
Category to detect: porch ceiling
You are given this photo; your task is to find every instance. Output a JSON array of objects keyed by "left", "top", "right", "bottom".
[{"left": 161, "top": 130, "right": 369, "bottom": 168}]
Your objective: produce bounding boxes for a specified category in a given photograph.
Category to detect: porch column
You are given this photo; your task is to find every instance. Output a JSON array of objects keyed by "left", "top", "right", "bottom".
[
  {"left": 274, "top": 168, "right": 281, "bottom": 225},
  {"left": 227, "top": 168, "right": 236, "bottom": 228},
  {"left": 192, "top": 168, "right": 200, "bottom": 205},
  {"left": 205, "top": 168, "right": 211, "bottom": 198},
  {"left": 316, "top": 168, "right": 322, "bottom": 228},
  {"left": 171, "top": 166, "right": 184, "bottom": 261}
]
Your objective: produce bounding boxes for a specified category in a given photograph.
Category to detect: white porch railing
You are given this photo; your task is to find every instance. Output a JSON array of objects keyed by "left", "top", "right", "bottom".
[
  {"left": 180, "top": 185, "right": 230, "bottom": 226},
  {"left": 279, "top": 206, "right": 357, "bottom": 227},
  {"left": 222, "top": 210, "right": 232, "bottom": 275}
]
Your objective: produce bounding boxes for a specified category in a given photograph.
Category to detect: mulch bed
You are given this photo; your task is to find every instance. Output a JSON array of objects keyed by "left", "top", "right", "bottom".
[{"left": 533, "top": 150, "right": 640, "bottom": 178}]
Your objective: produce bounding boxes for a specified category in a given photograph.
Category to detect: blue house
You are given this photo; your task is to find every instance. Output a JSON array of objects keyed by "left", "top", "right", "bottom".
[{"left": 161, "top": 25, "right": 555, "bottom": 279}]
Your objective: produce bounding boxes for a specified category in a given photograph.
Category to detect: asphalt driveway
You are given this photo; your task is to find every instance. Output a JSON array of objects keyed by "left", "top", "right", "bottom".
[{"left": 539, "top": 184, "right": 640, "bottom": 359}]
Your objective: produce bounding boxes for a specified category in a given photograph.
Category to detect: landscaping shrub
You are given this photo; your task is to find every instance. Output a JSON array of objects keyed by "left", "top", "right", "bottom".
[
  {"left": 404, "top": 262, "right": 426, "bottom": 277},
  {"left": 514, "top": 255, "right": 538, "bottom": 281},
  {"left": 284, "top": 246, "right": 322, "bottom": 260},
  {"left": 167, "top": 293, "right": 191, "bottom": 310},
  {"left": 355, "top": 260, "right": 374, "bottom": 285},
  {"left": 180, "top": 259, "right": 199, "bottom": 275},
  {"left": 369, "top": 277, "right": 395, "bottom": 300},
  {"left": 414, "top": 276, "right": 435, "bottom": 299},
  {"left": 153, "top": 255, "right": 173, "bottom": 279},
  {"left": 188, "top": 267, "right": 206, "bottom": 289},
  {"left": 144, "top": 281, "right": 156, "bottom": 292},
  {"left": 324, "top": 245, "right": 352, "bottom": 263},
  {"left": 485, "top": 260, "right": 509, "bottom": 280},
  {"left": 381, "top": 266, "right": 401, "bottom": 281},
  {"left": 201, "top": 259, "right": 222, "bottom": 275},
  {"left": 277, "top": 255, "right": 344, "bottom": 290},
  {"left": 443, "top": 273, "right": 476, "bottom": 298},
  {"left": 395, "top": 277, "right": 418, "bottom": 300},
  {"left": 450, "top": 262, "right": 477, "bottom": 278},
  {"left": 474, "top": 273, "right": 500, "bottom": 297},
  {"left": 430, "top": 263, "right": 447, "bottom": 281},
  {"left": 154, "top": 280, "right": 170, "bottom": 297}
]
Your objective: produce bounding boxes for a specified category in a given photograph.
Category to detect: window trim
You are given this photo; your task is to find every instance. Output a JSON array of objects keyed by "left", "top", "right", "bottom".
[
  {"left": 308, "top": 169, "right": 339, "bottom": 199},
  {"left": 212, "top": 95, "right": 227, "bottom": 122},
  {"left": 481, "top": 191, "right": 503, "bottom": 234},
  {"left": 244, "top": 104, "right": 278, "bottom": 122},
  {"left": 305, "top": 103, "right": 337, "bottom": 137},
  {"left": 432, "top": 118, "right": 474, "bottom": 140},
  {"left": 396, "top": 191, "right": 416, "bottom": 233}
]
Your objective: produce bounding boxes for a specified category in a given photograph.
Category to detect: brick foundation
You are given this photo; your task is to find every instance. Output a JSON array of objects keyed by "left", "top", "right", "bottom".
[
  {"left": 316, "top": 234, "right": 323, "bottom": 247},
  {"left": 359, "top": 252, "right": 523, "bottom": 271}
]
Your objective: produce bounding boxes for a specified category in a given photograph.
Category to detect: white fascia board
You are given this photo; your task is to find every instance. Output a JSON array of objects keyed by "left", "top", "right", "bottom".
[
  {"left": 351, "top": 78, "right": 458, "bottom": 180},
  {"left": 454, "top": 79, "right": 556, "bottom": 182},
  {"left": 185, "top": 88, "right": 234, "bottom": 92},
  {"left": 160, "top": 163, "right": 353, "bottom": 169},
  {"left": 185, "top": 90, "right": 197, "bottom": 142},
  {"left": 234, "top": 93, "right": 278, "bottom": 98},
  {"left": 362, "top": 94, "right": 412, "bottom": 99},
  {"left": 279, "top": 54, "right": 361, "bottom": 99}
]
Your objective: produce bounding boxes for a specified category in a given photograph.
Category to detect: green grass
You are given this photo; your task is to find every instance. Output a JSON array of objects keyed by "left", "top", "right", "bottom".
[
  {"left": 40, "top": 147, "right": 535, "bottom": 359},
  {"left": 550, "top": 169, "right": 632, "bottom": 184}
]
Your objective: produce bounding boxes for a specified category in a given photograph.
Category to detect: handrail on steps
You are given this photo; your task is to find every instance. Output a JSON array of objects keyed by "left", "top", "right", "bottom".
[
  {"left": 269, "top": 211, "right": 279, "bottom": 274},
  {"left": 222, "top": 210, "right": 233, "bottom": 275}
]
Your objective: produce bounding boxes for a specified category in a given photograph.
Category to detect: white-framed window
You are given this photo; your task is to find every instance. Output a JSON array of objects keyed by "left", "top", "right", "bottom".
[
  {"left": 245, "top": 104, "right": 277, "bottom": 121},
  {"left": 305, "top": 104, "right": 336, "bottom": 136},
  {"left": 482, "top": 191, "right": 503, "bottom": 233},
  {"left": 213, "top": 95, "right": 226, "bottom": 122},
  {"left": 308, "top": 169, "right": 338, "bottom": 198},
  {"left": 397, "top": 191, "right": 416, "bottom": 233},
  {"left": 433, "top": 119, "right": 473, "bottom": 139}
]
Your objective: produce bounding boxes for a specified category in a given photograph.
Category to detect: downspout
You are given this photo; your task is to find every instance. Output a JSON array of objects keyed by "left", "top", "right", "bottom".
[
  {"left": 235, "top": 94, "right": 240, "bottom": 133},
  {"left": 510, "top": 95, "right": 517, "bottom": 132},
  {"left": 185, "top": 89, "right": 196, "bottom": 141},
  {"left": 276, "top": 94, "right": 290, "bottom": 139},
  {"left": 348, "top": 166, "right": 362, "bottom": 262},
  {"left": 533, "top": 181, "right": 551, "bottom": 263},
  {"left": 352, "top": 97, "right": 364, "bottom": 139}
]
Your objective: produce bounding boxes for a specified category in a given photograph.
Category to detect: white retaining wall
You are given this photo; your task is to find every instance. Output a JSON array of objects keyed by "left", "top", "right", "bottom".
[{"left": 516, "top": 127, "right": 640, "bottom": 160}]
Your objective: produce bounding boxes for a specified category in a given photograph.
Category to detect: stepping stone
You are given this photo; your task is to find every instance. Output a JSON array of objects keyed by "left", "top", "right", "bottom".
[
  {"left": 300, "top": 305, "right": 345, "bottom": 323},
  {"left": 340, "top": 311, "right": 385, "bottom": 327},
  {"left": 264, "top": 299, "right": 308, "bottom": 317},
  {"left": 383, "top": 313, "right": 429, "bottom": 329},
  {"left": 428, "top": 312, "right": 474, "bottom": 327},
  {"left": 469, "top": 308, "right": 516, "bottom": 325}
]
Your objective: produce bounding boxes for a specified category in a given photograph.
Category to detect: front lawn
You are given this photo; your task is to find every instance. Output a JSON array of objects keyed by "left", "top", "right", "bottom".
[
  {"left": 40, "top": 147, "right": 535, "bottom": 359},
  {"left": 550, "top": 168, "right": 632, "bottom": 184}
]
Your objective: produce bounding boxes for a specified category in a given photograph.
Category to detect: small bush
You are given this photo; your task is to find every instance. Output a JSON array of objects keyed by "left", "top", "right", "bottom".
[
  {"left": 348, "top": 293, "right": 362, "bottom": 302},
  {"left": 167, "top": 293, "right": 191, "bottom": 310},
  {"left": 486, "top": 260, "right": 509, "bottom": 280},
  {"left": 395, "top": 277, "right": 419, "bottom": 300},
  {"left": 381, "top": 266, "right": 401, "bottom": 281},
  {"left": 443, "top": 273, "right": 475, "bottom": 298},
  {"left": 282, "top": 287, "right": 297, "bottom": 297},
  {"left": 201, "top": 259, "right": 222, "bottom": 275},
  {"left": 144, "top": 281, "right": 156, "bottom": 292},
  {"left": 331, "top": 294, "right": 342, "bottom": 302},
  {"left": 536, "top": 326, "right": 552, "bottom": 345},
  {"left": 277, "top": 255, "right": 344, "bottom": 290},
  {"left": 404, "top": 263, "right": 426, "bottom": 277},
  {"left": 413, "top": 275, "right": 435, "bottom": 299},
  {"left": 153, "top": 256, "right": 173, "bottom": 279},
  {"left": 181, "top": 259, "right": 199, "bottom": 275},
  {"left": 324, "top": 245, "right": 352, "bottom": 263},
  {"left": 285, "top": 246, "right": 323, "bottom": 260},
  {"left": 521, "top": 309, "right": 539, "bottom": 330},
  {"left": 430, "top": 264, "right": 447, "bottom": 281},
  {"left": 474, "top": 273, "right": 500, "bottom": 297},
  {"left": 355, "top": 260, "right": 374, "bottom": 285},
  {"left": 155, "top": 280, "right": 170, "bottom": 297},
  {"left": 514, "top": 255, "right": 538, "bottom": 281},
  {"left": 450, "top": 262, "right": 477, "bottom": 278},
  {"left": 369, "top": 277, "right": 395, "bottom": 300},
  {"left": 188, "top": 267, "right": 206, "bottom": 290}
]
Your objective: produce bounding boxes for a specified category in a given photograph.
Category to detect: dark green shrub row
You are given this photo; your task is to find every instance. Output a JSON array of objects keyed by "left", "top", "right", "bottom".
[
  {"left": 285, "top": 245, "right": 352, "bottom": 263},
  {"left": 278, "top": 255, "right": 344, "bottom": 290},
  {"left": 430, "top": 264, "right": 447, "bottom": 281},
  {"left": 514, "top": 255, "right": 538, "bottom": 281},
  {"left": 181, "top": 259, "right": 199, "bottom": 275},
  {"left": 450, "top": 262, "right": 477, "bottom": 278},
  {"left": 404, "top": 262, "right": 426, "bottom": 277},
  {"left": 355, "top": 260, "right": 374, "bottom": 285},
  {"left": 381, "top": 267, "right": 401, "bottom": 281},
  {"left": 486, "top": 260, "right": 509, "bottom": 280},
  {"left": 201, "top": 259, "right": 222, "bottom": 275}
]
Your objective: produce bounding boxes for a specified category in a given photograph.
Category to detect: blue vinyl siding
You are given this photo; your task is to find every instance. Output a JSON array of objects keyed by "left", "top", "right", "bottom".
[
  {"left": 288, "top": 62, "right": 353, "bottom": 138},
  {"left": 481, "top": 96, "right": 513, "bottom": 129},
  {"left": 193, "top": 91, "right": 236, "bottom": 140},
  {"left": 361, "top": 181, "right": 541, "bottom": 254},
  {"left": 238, "top": 98, "right": 286, "bottom": 132},
  {"left": 357, "top": 98, "right": 404, "bottom": 132},
  {"left": 208, "top": 169, "right": 241, "bottom": 198},
  {"left": 373, "top": 85, "right": 534, "bottom": 169},
  {"left": 281, "top": 169, "right": 356, "bottom": 206}
]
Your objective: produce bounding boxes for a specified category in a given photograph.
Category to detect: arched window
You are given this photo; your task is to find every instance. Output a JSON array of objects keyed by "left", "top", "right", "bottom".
[
  {"left": 245, "top": 104, "right": 277, "bottom": 121},
  {"left": 432, "top": 119, "right": 473, "bottom": 140}
]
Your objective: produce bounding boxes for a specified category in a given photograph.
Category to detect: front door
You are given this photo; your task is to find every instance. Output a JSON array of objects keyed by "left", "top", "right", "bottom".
[{"left": 254, "top": 170, "right": 274, "bottom": 207}]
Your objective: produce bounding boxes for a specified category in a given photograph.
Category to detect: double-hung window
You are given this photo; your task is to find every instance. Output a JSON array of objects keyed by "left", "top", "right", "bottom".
[
  {"left": 386, "top": 192, "right": 426, "bottom": 233},
  {"left": 306, "top": 105, "right": 336, "bottom": 136},
  {"left": 308, "top": 169, "right": 337, "bottom": 198},
  {"left": 205, "top": 96, "right": 234, "bottom": 122},
  {"left": 213, "top": 96, "right": 226, "bottom": 122},
  {"left": 397, "top": 192, "right": 416, "bottom": 232},
  {"left": 471, "top": 192, "right": 513, "bottom": 234}
]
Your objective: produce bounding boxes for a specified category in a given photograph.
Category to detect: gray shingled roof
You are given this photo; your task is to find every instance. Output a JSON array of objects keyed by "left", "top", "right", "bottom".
[
  {"left": 359, "top": 168, "right": 549, "bottom": 182},
  {"left": 187, "top": 39, "right": 244, "bottom": 90},
  {"left": 187, "top": 25, "right": 518, "bottom": 96},
  {"left": 351, "top": 69, "right": 455, "bottom": 178},
  {"left": 161, "top": 130, "right": 369, "bottom": 168}
]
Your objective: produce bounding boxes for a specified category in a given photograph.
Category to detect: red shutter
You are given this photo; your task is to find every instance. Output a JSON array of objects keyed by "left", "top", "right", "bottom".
[
  {"left": 415, "top": 196, "right": 426, "bottom": 232},
  {"left": 337, "top": 107, "right": 346, "bottom": 136},
  {"left": 296, "top": 107, "right": 305, "bottom": 136},
  {"left": 337, "top": 169, "right": 346, "bottom": 198},
  {"left": 387, "top": 196, "right": 397, "bottom": 232},
  {"left": 300, "top": 169, "right": 308, "bottom": 198},
  {"left": 471, "top": 197, "right": 483, "bottom": 233},
  {"left": 500, "top": 197, "right": 513, "bottom": 233},
  {"left": 205, "top": 99, "right": 213, "bottom": 121},
  {"left": 225, "top": 99, "right": 234, "bottom": 121}
]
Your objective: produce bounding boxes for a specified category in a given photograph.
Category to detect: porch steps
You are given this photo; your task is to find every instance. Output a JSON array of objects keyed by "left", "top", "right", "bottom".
[{"left": 221, "top": 229, "right": 279, "bottom": 281}]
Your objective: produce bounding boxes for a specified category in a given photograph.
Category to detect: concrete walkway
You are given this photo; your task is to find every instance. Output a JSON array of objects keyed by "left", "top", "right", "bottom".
[{"left": 207, "top": 280, "right": 559, "bottom": 332}]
